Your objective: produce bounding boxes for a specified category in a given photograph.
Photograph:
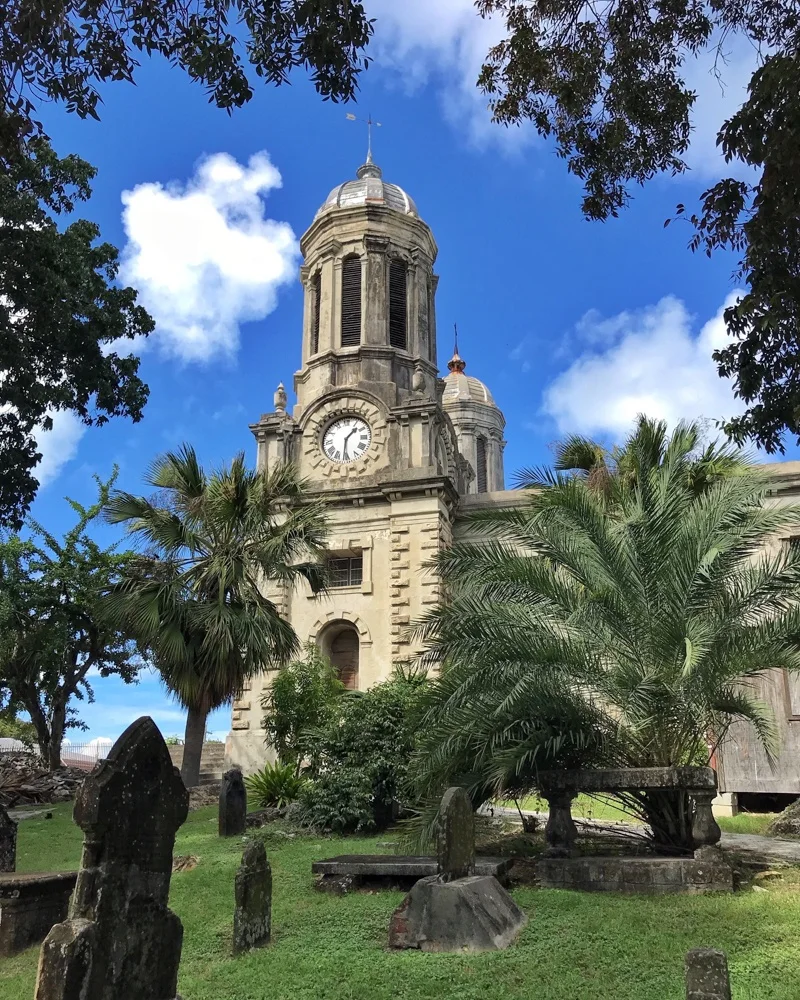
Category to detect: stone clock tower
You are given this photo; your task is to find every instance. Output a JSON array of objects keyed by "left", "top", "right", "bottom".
[{"left": 227, "top": 154, "right": 507, "bottom": 771}]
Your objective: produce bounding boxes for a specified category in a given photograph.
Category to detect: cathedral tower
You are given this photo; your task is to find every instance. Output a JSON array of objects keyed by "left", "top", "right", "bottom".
[{"left": 227, "top": 155, "right": 504, "bottom": 771}]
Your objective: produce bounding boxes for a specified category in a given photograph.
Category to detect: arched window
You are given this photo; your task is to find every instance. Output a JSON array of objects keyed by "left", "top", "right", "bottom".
[
  {"left": 319, "top": 622, "right": 360, "bottom": 690},
  {"left": 340, "top": 255, "right": 362, "bottom": 347},
  {"left": 476, "top": 436, "right": 488, "bottom": 494},
  {"left": 389, "top": 259, "right": 408, "bottom": 349},
  {"left": 310, "top": 271, "right": 321, "bottom": 355}
]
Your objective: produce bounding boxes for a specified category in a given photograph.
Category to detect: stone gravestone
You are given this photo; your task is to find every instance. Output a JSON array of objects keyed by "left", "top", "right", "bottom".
[
  {"left": 233, "top": 840, "right": 272, "bottom": 953},
  {"left": 685, "top": 948, "right": 732, "bottom": 1000},
  {"left": 34, "top": 716, "right": 189, "bottom": 1000},
  {"left": 0, "top": 804, "right": 17, "bottom": 872},
  {"left": 437, "top": 786, "right": 474, "bottom": 881},
  {"left": 219, "top": 767, "right": 247, "bottom": 837},
  {"left": 389, "top": 786, "right": 528, "bottom": 952}
]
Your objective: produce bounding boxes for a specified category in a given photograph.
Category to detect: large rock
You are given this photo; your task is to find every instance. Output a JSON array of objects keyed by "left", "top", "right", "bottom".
[
  {"left": 765, "top": 797, "right": 800, "bottom": 837},
  {"left": 388, "top": 874, "right": 528, "bottom": 952},
  {"left": 34, "top": 716, "right": 189, "bottom": 1000}
]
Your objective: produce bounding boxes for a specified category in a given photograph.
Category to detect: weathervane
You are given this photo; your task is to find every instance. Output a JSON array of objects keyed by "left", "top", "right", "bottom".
[
  {"left": 346, "top": 112, "right": 382, "bottom": 164},
  {"left": 453, "top": 322, "right": 459, "bottom": 356}
]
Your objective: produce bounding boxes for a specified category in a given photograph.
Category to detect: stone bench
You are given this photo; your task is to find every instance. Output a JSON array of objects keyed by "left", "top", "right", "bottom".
[
  {"left": 532, "top": 766, "right": 733, "bottom": 895},
  {"left": 312, "top": 854, "right": 513, "bottom": 891},
  {"left": 0, "top": 871, "right": 78, "bottom": 956}
]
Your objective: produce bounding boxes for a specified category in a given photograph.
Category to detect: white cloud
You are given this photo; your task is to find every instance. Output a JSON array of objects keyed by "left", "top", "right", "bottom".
[
  {"left": 33, "top": 410, "right": 85, "bottom": 487},
  {"left": 367, "top": 2, "right": 757, "bottom": 169},
  {"left": 366, "top": 0, "right": 524, "bottom": 149},
  {"left": 120, "top": 152, "right": 300, "bottom": 363},
  {"left": 541, "top": 294, "right": 745, "bottom": 439}
]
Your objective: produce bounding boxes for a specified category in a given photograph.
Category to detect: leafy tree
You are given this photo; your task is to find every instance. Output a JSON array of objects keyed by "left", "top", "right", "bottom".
[
  {"left": 409, "top": 419, "right": 800, "bottom": 852},
  {"left": 1, "top": 0, "right": 373, "bottom": 152},
  {"left": 261, "top": 642, "right": 345, "bottom": 777},
  {"left": 106, "top": 445, "right": 328, "bottom": 788},
  {"left": 0, "top": 136, "right": 153, "bottom": 529},
  {"left": 299, "top": 667, "right": 428, "bottom": 833},
  {"left": 0, "top": 708, "right": 36, "bottom": 747},
  {"left": 0, "top": 471, "right": 141, "bottom": 769},
  {"left": 477, "top": 1, "right": 800, "bottom": 452}
]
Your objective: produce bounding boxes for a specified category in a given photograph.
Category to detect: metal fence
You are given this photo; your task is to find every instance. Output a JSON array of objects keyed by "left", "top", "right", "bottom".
[{"left": 0, "top": 740, "right": 112, "bottom": 771}]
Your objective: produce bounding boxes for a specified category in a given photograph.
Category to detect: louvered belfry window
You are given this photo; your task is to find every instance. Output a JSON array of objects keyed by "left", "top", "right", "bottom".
[
  {"left": 310, "top": 272, "right": 321, "bottom": 354},
  {"left": 476, "top": 436, "right": 488, "bottom": 494},
  {"left": 340, "top": 255, "right": 362, "bottom": 346},
  {"left": 389, "top": 259, "right": 408, "bottom": 349}
]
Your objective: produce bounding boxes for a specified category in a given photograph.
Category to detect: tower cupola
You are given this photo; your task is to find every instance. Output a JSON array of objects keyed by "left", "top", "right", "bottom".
[{"left": 441, "top": 333, "right": 505, "bottom": 494}]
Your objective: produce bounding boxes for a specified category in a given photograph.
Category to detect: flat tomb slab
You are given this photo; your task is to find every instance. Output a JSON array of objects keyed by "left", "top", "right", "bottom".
[
  {"left": 0, "top": 871, "right": 78, "bottom": 956},
  {"left": 536, "top": 855, "right": 733, "bottom": 894},
  {"left": 312, "top": 855, "right": 512, "bottom": 878}
]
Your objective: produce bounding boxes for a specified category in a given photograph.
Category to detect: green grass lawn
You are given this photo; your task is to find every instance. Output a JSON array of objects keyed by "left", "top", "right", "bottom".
[{"left": 3, "top": 803, "right": 800, "bottom": 1000}]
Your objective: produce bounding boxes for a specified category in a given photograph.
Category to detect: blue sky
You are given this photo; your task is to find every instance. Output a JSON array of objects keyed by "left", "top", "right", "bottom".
[{"left": 24, "top": 2, "right": 788, "bottom": 745}]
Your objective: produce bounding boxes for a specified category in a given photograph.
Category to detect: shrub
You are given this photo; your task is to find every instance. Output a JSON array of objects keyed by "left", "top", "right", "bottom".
[
  {"left": 245, "top": 761, "right": 306, "bottom": 808},
  {"left": 298, "top": 667, "right": 428, "bottom": 833},
  {"left": 261, "top": 643, "right": 344, "bottom": 775}
]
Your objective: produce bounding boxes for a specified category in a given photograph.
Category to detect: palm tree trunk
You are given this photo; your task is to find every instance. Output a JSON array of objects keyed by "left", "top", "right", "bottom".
[{"left": 181, "top": 705, "right": 207, "bottom": 788}]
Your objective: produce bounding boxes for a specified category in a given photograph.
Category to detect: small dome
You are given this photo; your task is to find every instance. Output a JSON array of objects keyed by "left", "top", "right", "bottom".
[
  {"left": 442, "top": 347, "right": 497, "bottom": 407},
  {"left": 442, "top": 371, "right": 496, "bottom": 407},
  {"left": 317, "top": 160, "right": 418, "bottom": 218}
]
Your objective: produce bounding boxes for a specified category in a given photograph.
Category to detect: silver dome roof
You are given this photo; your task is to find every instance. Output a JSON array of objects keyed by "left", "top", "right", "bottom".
[
  {"left": 317, "top": 160, "right": 418, "bottom": 218},
  {"left": 441, "top": 348, "right": 497, "bottom": 407}
]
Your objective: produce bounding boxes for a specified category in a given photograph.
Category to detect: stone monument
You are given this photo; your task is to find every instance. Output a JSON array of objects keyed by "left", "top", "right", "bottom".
[
  {"left": 685, "top": 948, "right": 732, "bottom": 1000},
  {"left": 233, "top": 840, "right": 272, "bottom": 952},
  {"left": 219, "top": 767, "right": 247, "bottom": 837},
  {"left": 34, "top": 716, "right": 189, "bottom": 1000},
  {"left": 0, "top": 803, "right": 17, "bottom": 872},
  {"left": 388, "top": 786, "right": 528, "bottom": 952},
  {"left": 436, "top": 786, "right": 475, "bottom": 880}
]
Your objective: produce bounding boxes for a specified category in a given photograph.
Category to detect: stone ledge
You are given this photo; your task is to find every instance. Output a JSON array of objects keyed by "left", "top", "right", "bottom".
[
  {"left": 536, "top": 855, "right": 733, "bottom": 894},
  {"left": 536, "top": 766, "right": 717, "bottom": 793},
  {"left": 312, "top": 854, "right": 512, "bottom": 879}
]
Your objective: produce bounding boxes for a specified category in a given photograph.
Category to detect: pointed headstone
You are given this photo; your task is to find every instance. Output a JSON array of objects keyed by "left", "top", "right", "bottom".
[
  {"left": 233, "top": 840, "right": 272, "bottom": 952},
  {"left": 34, "top": 717, "right": 189, "bottom": 1000},
  {"left": 219, "top": 768, "right": 247, "bottom": 837},
  {"left": 0, "top": 804, "right": 17, "bottom": 872}
]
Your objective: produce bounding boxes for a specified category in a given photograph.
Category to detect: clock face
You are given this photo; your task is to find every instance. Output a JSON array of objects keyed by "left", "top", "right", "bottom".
[{"left": 322, "top": 416, "right": 371, "bottom": 464}]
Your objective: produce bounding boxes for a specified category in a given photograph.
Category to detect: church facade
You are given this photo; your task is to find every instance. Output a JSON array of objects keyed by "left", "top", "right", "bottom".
[
  {"left": 227, "top": 154, "right": 518, "bottom": 773},
  {"left": 226, "top": 156, "right": 800, "bottom": 816}
]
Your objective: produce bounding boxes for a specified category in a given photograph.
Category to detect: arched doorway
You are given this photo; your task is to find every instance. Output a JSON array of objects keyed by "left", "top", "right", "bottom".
[{"left": 318, "top": 621, "right": 360, "bottom": 690}]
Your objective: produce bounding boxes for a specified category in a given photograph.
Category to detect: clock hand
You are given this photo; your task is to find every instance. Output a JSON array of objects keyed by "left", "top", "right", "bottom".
[{"left": 342, "top": 428, "right": 355, "bottom": 460}]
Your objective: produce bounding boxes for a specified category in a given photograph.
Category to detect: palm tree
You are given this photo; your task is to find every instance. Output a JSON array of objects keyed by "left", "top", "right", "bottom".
[
  {"left": 521, "top": 415, "right": 747, "bottom": 498},
  {"left": 105, "top": 446, "right": 328, "bottom": 788},
  {"left": 409, "top": 419, "right": 800, "bottom": 852}
]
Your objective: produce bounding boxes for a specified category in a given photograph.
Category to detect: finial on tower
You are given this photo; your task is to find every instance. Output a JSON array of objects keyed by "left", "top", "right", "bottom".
[
  {"left": 347, "top": 112, "right": 383, "bottom": 179},
  {"left": 274, "top": 382, "right": 287, "bottom": 413},
  {"left": 448, "top": 323, "right": 466, "bottom": 374}
]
